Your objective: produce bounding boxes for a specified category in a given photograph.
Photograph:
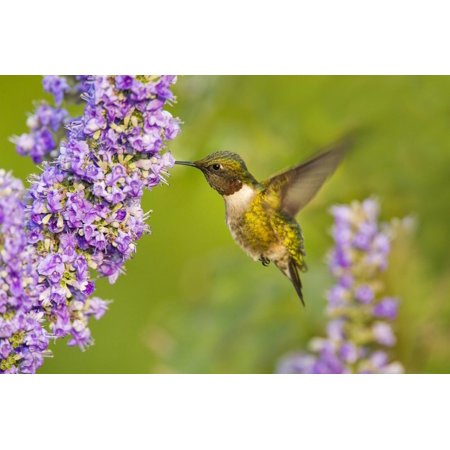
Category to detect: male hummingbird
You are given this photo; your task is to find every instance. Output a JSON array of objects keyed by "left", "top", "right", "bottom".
[{"left": 175, "top": 139, "right": 349, "bottom": 305}]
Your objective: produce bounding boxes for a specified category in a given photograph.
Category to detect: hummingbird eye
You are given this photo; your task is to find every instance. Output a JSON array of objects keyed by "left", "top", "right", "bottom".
[{"left": 211, "top": 163, "right": 221, "bottom": 171}]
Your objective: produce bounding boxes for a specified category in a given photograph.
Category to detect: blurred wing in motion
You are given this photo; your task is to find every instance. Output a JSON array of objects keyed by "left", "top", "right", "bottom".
[{"left": 263, "top": 137, "right": 351, "bottom": 217}]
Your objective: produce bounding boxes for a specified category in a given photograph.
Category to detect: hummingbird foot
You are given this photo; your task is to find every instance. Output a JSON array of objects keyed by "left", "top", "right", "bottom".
[{"left": 259, "top": 255, "right": 271, "bottom": 267}]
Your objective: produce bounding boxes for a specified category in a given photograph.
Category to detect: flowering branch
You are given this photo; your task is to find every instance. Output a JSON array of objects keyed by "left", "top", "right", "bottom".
[
  {"left": 1, "top": 76, "right": 180, "bottom": 373},
  {"left": 0, "top": 170, "right": 49, "bottom": 372},
  {"left": 278, "top": 198, "right": 403, "bottom": 374},
  {"left": 11, "top": 76, "right": 88, "bottom": 163}
]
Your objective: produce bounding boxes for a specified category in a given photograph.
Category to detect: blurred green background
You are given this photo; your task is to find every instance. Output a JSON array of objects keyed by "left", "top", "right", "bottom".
[{"left": 1, "top": 76, "right": 449, "bottom": 373}]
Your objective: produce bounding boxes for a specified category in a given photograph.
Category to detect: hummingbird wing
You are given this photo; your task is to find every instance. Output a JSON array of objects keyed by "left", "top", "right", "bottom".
[{"left": 262, "top": 138, "right": 350, "bottom": 218}]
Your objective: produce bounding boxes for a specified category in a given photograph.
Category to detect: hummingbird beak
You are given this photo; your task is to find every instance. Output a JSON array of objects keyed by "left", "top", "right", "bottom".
[{"left": 174, "top": 160, "right": 198, "bottom": 168}]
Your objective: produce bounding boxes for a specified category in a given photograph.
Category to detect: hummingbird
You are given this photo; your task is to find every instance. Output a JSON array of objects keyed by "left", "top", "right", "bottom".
[{"left": 175, "top": 139, "right": 349, "bottom": 305}]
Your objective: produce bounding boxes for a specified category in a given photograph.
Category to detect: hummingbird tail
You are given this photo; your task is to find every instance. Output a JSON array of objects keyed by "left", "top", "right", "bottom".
[{"left": 288, "top": 259, "right": 305, "bottom": 307}]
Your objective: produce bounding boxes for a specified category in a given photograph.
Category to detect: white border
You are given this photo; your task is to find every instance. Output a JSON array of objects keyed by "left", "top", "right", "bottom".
[
  {"left": 1, "top": 1, "right": 449, "bottom": 74},
  {"left": 1, "top": 1, "right": 449, "bottom": 447},
  {"left": 1, "top": 375, "right": 449, "bottom": 448}
]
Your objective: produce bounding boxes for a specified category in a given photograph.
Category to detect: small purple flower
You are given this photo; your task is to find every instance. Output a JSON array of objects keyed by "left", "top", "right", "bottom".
[
  {"left": 329, "top": 247, "right": 352, "bottom": 272},
  {"left": 277, "top": 352, "right": 317, "bottom": 374},
  {"left": 373, "top": 233, "right": 390, "bottom": 254},
  {"left": 332, "top": 224, "right": 352, "bottom": 246},
  {"left": 47, "top": 188, "right": 64, "bottom": 212},
  {"left": 362, "top": 198, "right": 379, "bottom": 221},
  {"left": 330, "top": 205, "right": 352, "bottom": 223},
  {"left": 326, "top": 285, "right": 348, "bottom": 307},
  {"left": 85, "top": 297, "right": 109, "bottom": 320},
  {"left": 355, "top": 284, "right": 374, "bottom": 304},
  {"left": 0, "top": 320, "right": 14, "bottom": 338},
  {"left": 0, "top": 340, "right": 12, "bottom": 359},
  {"left": 374, "top": 297, "right": 398, "bottom": 320},
  {"left": 326, "top": 319, "right": 345, "bottom": 341},
  {"left": 59, "top": 233, "right": 77, "bottom": 261},
  {"left": 373, "top": 322, "right": 396, "bottom": 347},
  {"left": 353, "top": 222, "right": 377, "bottom": 250},
  {"left": 38, "top": 254, "right": 65, "bottom": 284},
  {"left": 43, "top": 76, "right": 70, "bottom": 106},
  {"left": 370, "top": 351, "right": 389, "bottom": 369},
  {"left": 115, "top": 76, "right": 134, "bottom": 90},
  {"left": 338, "top": 274, "right": 354, "bottom": 289},
  {"left": 339, "top": 342, "right": 358, "bottom": 364},
  {"left": 73, "top": 255, "right": 89, "bottom": 282}
]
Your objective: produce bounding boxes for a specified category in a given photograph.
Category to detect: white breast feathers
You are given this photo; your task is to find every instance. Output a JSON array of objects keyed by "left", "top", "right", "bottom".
[{"left": 223, "top": 184, "right": 256, "bottom": 218}]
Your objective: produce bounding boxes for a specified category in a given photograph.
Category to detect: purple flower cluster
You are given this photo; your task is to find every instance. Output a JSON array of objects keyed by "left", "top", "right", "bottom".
[
  {"left": 278, "top": 198, "right": 403, "bottom": 374},
  {"left": 13, "top": 103, "right": 68, "bottom": 164},
  {"left": 43, "top": 75, "right": 70, "bottom": 106},
  {"left": 12, "top": 76, "right": 88, "bottom": 164},
  {"left": 0, "top": 169, "right": 108, "bottom": 373},
  {"left": 0, "top": 170, "right": 49, "bottom": 373},
  {"left": 25, "top": 75, "right": 179, "bottom": 350},
  {"left": 1, "top": 75, "right": 180, "bottom": 373}
]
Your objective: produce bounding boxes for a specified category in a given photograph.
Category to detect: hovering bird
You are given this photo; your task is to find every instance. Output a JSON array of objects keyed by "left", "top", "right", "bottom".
[{"left": 175, "top": 138, "right": 350, "bottom": 305}]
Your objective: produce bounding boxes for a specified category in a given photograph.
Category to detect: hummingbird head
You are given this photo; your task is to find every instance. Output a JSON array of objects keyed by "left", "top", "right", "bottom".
[{"left": 175, "top": 151, "right": 257, "bottom": 196}]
